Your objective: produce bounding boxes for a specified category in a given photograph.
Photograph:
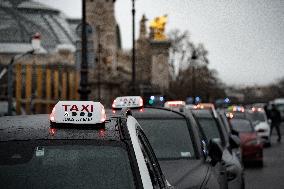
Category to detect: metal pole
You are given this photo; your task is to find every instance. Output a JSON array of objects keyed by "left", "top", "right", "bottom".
[
  {"left": 131, "top": 0, "right": 136, "bottom": 94},
  {"left": 97, "top": 26, "right": 101, "bottom": 101},
  {"left": 191, "top": 49, "right": 197, "bottom": 104},
  {"left": 7, "top": 57, "right": 14, "bottom": 116},
  {"left": 7, "top": 50, "right": 34, "bottom": 116},
  {"left": 192, "top": 65, "right": 196, "bottom": 104},
  {"left": 79, "top": 0, "right": 90, "bottom": 100}
]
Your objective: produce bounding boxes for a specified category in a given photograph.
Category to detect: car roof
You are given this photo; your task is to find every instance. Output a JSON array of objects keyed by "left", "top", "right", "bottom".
[
  {"left": 131, "top": 107, "right": 186, "bottom": 119},
  {"left": 191, "top": 109, "right": 214, "bottom": 118},
  {"left": 0, "top": 114, "right": 120, "bottom": 141}
]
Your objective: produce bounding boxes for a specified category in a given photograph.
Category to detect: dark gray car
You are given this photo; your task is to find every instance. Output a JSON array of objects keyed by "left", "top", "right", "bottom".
[
  {"left": 132, "top": 107, "right": 228, "bottom": 189},
  {"left": 191, "top": 109, "right": 245, "bottom": 189}
]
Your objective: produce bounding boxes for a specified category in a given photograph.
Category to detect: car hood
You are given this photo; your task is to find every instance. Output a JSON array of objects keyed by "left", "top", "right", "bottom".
[
  {"left": 159, "top": 159, "right": 208, "bottom": 189},
  {"left": 239, "top": 133, "right": 257, "bottom": 144}
]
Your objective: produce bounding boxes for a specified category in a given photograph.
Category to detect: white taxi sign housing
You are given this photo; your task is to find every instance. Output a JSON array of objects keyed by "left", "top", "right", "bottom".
[
  {"left": 50, "top": 101, "right": 106, "bottom": 124},
  {"left": 112, "top": 96, "right": 143, "bottom": 109}
]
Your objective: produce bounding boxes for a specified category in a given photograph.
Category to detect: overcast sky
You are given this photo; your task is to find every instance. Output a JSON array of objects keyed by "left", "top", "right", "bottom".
[{"left": 36, "top": 0, "right": 284, "bottom": 86}]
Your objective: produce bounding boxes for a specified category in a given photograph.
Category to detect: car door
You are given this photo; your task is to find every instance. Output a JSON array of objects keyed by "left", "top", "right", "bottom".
[
  {"left": 194, "top": 120, "right": 228, "bottom": 189},
  {"left": 136, "top": 125, "right": 174, "bottom": 189}
]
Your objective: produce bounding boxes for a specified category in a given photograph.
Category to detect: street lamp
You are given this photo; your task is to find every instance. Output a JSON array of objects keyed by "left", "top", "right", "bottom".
[
  {"left": 131, "top": 0, "right": 136, "bottom": 94},
  {"left": 7, "top": 33, "right": 41, "bottom": 115},
  {"left": 78, "top": 0, "right": 90, "bottom": 100},
  {"left": 97, "top": 26, "right": 102, "bottom": 101},
  {"left": 191, "top": 49, "right": 198, "bottom": 104}
]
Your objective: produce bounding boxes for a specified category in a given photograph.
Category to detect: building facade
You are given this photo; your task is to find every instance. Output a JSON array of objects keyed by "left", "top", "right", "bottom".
[{"left": 0, "top": 0, "right": 171, "bottom": 113}]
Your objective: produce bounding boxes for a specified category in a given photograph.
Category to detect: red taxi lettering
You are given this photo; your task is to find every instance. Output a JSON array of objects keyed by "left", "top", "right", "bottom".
[
  {"left": 70, "top": 105, "right": 79, "bottom": 111},
  {"left": 62, "top": 104, "right": 94, "bottom": 112},
  {"left": 62, "top": 105, "right": 71, "bottom": 111},
  {"left": 81, "top": 105, "right": 94, "bottom": 112}
]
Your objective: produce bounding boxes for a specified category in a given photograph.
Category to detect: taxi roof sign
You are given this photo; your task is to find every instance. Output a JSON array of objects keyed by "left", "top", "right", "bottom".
[
  {"left": 164, "top": 101, "right": 186, "bottom": 108},
  {"left": 50, "top": 101, "right": 106, "bottom": 124},
  {"left": 112, "top": 96, "right": 143, "bottom": 109}
]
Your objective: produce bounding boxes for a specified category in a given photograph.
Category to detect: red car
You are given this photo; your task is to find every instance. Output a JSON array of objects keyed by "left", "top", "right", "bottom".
[{"left": 230, "top": 118, "right": 263, "bottom": 166}]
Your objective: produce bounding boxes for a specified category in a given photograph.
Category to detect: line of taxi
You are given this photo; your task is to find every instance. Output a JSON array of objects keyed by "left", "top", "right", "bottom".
[
  {"left": 110, "top": 96, "right": 251, "bottom": 189},
  {"left": 1, "top": 96, "right": 260, "bottom": 189}
]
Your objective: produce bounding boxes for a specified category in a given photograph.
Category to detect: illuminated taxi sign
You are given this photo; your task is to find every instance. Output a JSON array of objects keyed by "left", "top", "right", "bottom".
[
  {"left": 112, "top": 96, "right": 143, "bottom": 109},
  {"left": 251, "top": 107, "right": 264, "bottom": 112},
  {"left": 196, "top": 103, "right": 215, "bottom": 110},
  {"left": 50, "top": 101, "right": 106, "bottom": 124},
  {"left": 164, "top": 101, "right": 185, "bottom": 108}
]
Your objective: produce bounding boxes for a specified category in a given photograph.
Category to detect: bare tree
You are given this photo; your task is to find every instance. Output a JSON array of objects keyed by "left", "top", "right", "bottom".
[{"left": 167, "top": 29, "right": 225, "bottom": 102}]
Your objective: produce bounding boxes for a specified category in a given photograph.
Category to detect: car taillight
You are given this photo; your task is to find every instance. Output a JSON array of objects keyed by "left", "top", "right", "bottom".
[{"left": 49, "top": 128, "right": 56, "bottom": 135}]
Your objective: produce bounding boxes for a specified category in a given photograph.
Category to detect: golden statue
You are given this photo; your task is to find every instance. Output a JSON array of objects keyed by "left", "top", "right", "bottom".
[{"left": 150, "top": 15, "right": 168, "bottom": 40}]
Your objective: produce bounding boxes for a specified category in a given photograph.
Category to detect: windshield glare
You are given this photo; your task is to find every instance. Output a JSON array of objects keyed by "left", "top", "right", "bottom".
[
  {"left": 0, "top": 141, "right": 135, "bottom": 189},
  {"left": 138, "top": 119, "right": 195, "bottom": 160}
]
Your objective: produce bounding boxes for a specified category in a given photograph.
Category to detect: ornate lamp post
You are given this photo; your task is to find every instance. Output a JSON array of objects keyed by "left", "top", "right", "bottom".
[
  {"left": 131, "top": 0, "right": 136, "bottom": 94},
  {"left": 7, "top": 33, "right": 41, "bottom": 115},
  {"left": 78, "top": 0, "right": 90, "bottom": 100}
]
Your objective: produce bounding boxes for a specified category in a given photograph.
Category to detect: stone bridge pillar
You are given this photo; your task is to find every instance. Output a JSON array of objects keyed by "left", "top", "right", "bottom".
[{"left": 150, "top": 40, "right": 171, "bottom": 93}]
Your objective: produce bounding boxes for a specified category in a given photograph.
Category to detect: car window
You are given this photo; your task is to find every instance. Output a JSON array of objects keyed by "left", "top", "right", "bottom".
[
  {"left": 196, "top": 118, "right": 221, "bottom": 141},
  {"left": 230, "top": 119, "right": 254, "bottom": 133},
  {"left": 0, "top": 140, "right": 136, "bottom": 189},
  {"left": 231, "top": 112, "right": 246, "bottom": 119},
  {"left": 138, "top": 118, "right": 195, "bottom": 160},
  {"left": 246, "top": 112, "right": 266, "bottom": 122}
]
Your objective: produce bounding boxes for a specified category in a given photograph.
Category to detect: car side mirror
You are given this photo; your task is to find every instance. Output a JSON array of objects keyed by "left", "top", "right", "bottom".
[
  {"left": 229, "top": 135, "right": 240, "bottom": 149},
  {"left": 208, "top": 139, "right": 223, "bottom": 165},
  {"left": 231, "top": 128, "right": 239, "bottom": 136}
]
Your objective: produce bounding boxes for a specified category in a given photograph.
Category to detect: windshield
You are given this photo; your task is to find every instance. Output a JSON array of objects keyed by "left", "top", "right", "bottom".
[
  {"left": 138, "top": 119, "right": 195, "bottom": 160},
  {"left": 247, "top": 112, "right": 266, "bottom": 122},
  {"left": 0, "top": 140, "right": 135, "bottom": 189},
  {"left": 230, "top": 119, "right": 254, "bottom": 133},
  {"left": 196, "top": 118, "right": 221, "bottom": 141},
  {"left": 276, "top": 104, "right": 284, "bottom": 111},
  {"left": 231, "top": 112, "right": 246, "bottom": 119}
]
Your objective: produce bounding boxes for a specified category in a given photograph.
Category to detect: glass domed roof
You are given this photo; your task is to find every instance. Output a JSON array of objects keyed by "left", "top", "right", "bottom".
[{"left": 0, "top": 0, "right": 76, "bottom": 52}]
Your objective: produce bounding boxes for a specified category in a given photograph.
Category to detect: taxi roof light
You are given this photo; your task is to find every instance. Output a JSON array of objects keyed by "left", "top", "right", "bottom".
[
  {"left": 101, "top": 108, "right": 106, "bottom": 122},
  {"left": 165, "top": 101, "right": 186, "bottom": 107},
  {"left": 195, "top": 103, "right": 215, "bottom": 110},
  {"left": 50, "top": 107, "right": 55, "bottom": 122},
  {"left": 112, "top": 96, "right": 144, "bottom": 109},
  {"left": 139, "top": 98, "right": 143, "bottom": 107},
  {"left": 49, "top": 101, "right": 106, "bottom": 125}
]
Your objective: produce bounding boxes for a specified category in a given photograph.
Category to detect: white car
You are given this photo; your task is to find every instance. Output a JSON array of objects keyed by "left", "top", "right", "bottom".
[{"left": 247, "top": 108, "right": 271, "bottom": 146}]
